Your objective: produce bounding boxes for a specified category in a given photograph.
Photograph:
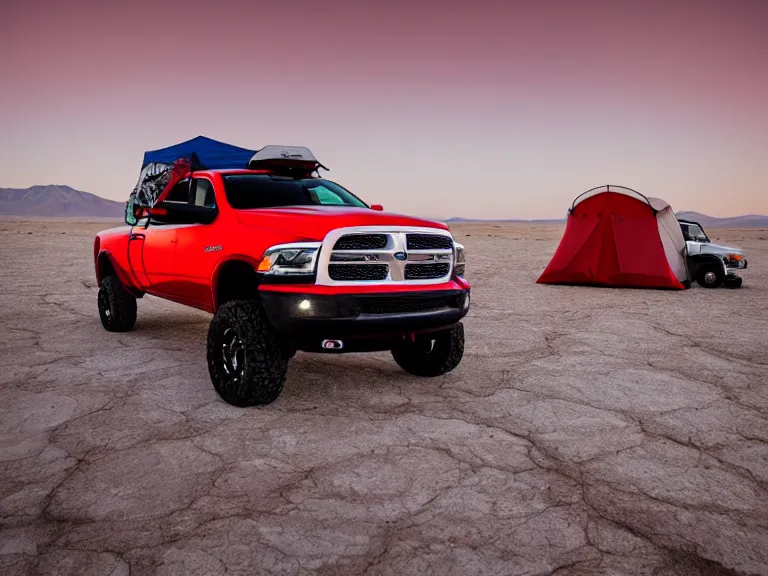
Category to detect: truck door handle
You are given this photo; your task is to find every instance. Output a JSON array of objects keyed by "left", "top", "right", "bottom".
[{"left": 130, "top": 233, "right": 145, "bottom": 240}]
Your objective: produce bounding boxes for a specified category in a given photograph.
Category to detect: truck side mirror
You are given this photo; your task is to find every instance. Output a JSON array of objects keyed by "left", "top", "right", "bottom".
[
  {"left": 370, "top": 204, "right": 384, "bottom": 211},
  {"left": 135, "top": 206, "right": 150, "bottom": 219}
]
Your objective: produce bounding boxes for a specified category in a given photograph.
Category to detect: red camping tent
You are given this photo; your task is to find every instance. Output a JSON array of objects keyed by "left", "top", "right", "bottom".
[{"left": 537, "top": 185, "right": 688, "bottom": 289}]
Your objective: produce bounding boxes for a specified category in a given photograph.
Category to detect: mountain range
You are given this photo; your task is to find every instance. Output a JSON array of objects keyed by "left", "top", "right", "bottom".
[
  {"left": 1, "top": 185, "right": 767, "bottom": 227},
  {"left": 674, "top": 211, "right": 768, "bottom": 228},
  {"left": 0, "top": 185, "right": 124, "bottom": 218}
]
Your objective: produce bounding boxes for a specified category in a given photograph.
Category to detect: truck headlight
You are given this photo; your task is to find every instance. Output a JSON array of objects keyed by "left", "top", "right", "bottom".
[
  {"left": 257, "top": 243, "right": 321, "bottom": 275},
  {"left": 726, "top": 254, "right": 743, "bottom": 268},
  {"left": 453, "top": 243, "right": 466, "bottom": 277}
]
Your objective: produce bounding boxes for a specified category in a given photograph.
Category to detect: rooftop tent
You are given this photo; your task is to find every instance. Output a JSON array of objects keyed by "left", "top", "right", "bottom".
[
  {"left": 141, "top": 135, "right": 256, "bottom": 170},
  {"left": 126, "top": 136, "right": 257, "bottom": 224},
  {"left": 537, "top": 185, "right": 689, "bottom": 289}
]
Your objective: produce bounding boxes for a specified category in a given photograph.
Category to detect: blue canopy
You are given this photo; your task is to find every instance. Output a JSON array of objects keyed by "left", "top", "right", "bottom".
[{"left": 141, "top": 136, "right": 256, "bottom": 170}]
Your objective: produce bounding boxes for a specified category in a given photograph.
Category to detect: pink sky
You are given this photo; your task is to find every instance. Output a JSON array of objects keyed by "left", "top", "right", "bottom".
[{"left": 1, "top": 0, "right": 766, "bottom": 218}]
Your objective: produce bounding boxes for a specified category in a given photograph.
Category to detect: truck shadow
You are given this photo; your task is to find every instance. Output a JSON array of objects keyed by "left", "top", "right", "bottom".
[
  {"left": 283, "top": 352, "right": 427, "bottom": 403},
  {"left": 115, "top": 314, "right": 448, "bottom": 407}
]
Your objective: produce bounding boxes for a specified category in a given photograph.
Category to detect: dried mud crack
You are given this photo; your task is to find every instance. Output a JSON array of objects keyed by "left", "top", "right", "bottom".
[{"left": 0, "top": 221, "right": 767, "bottom": 575}]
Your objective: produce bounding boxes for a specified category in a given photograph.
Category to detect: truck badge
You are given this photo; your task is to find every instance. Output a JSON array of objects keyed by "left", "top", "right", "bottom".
[{"left": 204, "top": 245, "right": 223, "bottom": 253}]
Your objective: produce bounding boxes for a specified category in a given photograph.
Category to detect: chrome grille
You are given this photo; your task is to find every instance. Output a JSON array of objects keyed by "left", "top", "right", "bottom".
[
  {"left": 318, "top": 227, "right": 455, "bottom": 286},
  {"left": 328, "top": 264, "right": 388, "bottom": 281},
  {"left": 407, "top": 234, "right": 453, "bottom": 250},
  {"left": 404, "top": 263, "right": 451, "bottom": 280},
  {"left": 334, "top": 234, "right": 388, "bottom": 250}
]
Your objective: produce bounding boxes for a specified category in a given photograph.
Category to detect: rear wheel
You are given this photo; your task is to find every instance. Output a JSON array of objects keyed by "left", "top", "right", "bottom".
[
  {"left": 207, "top": 300, "right": 288, "bottom": 407},
  {"left": 696, "top": 265, "right": 724, "bottom": 288},
  {"left": 98, "top": 275, "right": 137, "bottom": 332},
  {"left": 391, "top": 323, "right": 464, "bottom": 377}
]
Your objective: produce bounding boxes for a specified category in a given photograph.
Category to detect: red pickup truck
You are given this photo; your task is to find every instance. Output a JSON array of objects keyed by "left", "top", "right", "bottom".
[{"left": 94, "top": 138, "right": 470, "bottom": 406}]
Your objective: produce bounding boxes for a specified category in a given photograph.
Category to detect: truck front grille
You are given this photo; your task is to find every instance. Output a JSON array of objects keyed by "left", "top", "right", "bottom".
[
  {"left": 404, "top": 263, "right": 451, "bottom": 280},
  {"left": 319, "top": 228, "right": 455, "bottom": 286},
  {"left": 328, "top": 264, "right": 389, "bottom": 281},
  {"left": 334, "top": 234, "right": 388, "bottom": 250},
  {"left": 406, "top": 234, "right": 453, "bottom": 250}
]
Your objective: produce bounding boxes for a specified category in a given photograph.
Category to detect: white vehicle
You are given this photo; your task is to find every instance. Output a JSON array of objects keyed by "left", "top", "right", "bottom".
[{"left": 679, "top": 219, "right": 747, "bottom": 288}]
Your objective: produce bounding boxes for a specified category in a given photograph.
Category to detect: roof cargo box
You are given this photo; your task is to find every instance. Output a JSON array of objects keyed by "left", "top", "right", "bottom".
[{"left": 248, "top": 145, "right": 328, "bottom": 173}]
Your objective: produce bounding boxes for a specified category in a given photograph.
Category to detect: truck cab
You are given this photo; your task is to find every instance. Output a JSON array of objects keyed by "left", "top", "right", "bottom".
[{"left": 679, "top": 219, "right": 747, "bottom": 288}]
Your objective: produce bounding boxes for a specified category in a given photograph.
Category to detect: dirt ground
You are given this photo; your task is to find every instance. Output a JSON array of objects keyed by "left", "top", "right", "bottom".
[{"left": 1, "top": 220, "right": 767, "bottom": 576}]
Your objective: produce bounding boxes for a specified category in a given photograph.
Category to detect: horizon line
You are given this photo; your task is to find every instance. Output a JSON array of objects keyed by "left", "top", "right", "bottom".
[{"left": 2, "top": 183, "right": 767, "bottom": 222}]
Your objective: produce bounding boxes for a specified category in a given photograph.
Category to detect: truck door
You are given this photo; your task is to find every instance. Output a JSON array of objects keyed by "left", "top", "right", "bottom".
[
  {"left": 142, "top": 224, "right": 178, "bottom": 293},
  {"left": 127, "top": 178, "right": 189, "bottom": 295},
  {"left": 127, "top": 220, "right": 178, "bottom": 292},
  {"left": 173, "top": 177, "right": 220, "bottom": 310},
  {"left": 140, "top": 178, "right": 192, "bottom": 296}
]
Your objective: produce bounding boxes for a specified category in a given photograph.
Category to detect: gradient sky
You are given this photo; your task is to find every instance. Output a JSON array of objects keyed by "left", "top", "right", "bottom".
[{"left": 1, "top": 0, "right": 767, "bottom": 219}]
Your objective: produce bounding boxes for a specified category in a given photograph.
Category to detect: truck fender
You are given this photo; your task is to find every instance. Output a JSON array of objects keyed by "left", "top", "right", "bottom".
[
  {"left": 96, "top": 249, "right": 143, "bottom": 296},
  {"left": 687, "top": 253, "right": 726, "bottom": 279},
  {"left": 210, "top": 255, "right": 262, "bottom": 312}
]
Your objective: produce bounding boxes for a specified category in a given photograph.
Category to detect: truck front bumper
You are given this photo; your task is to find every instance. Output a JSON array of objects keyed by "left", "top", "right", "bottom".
[
  {"left": 726, "top": 260, "right": 747, "bottom": 275},
  {"left": 259, "top": 287, "right": 471, "bottom": 352}
]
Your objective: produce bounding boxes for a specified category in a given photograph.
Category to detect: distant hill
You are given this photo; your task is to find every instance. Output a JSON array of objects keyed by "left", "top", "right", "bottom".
[
  {"left": 675, "top": 211, "right": 768, "bottom": 228},
  {"left": 0, "top": 185, "right": 124, "bottom": 218}
]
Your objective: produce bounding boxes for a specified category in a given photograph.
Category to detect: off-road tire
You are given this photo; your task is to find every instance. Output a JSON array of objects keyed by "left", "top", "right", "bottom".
[
  {"left": 207, "top": 300, "right": 288, "bottom": 407},
  {"left": 696, "top": 265, "right": 724, "bottom": 288},
  {"left": 98, "top": 275, "right": 137, "bottom": 332},
  {"left": 724, "top": 276, "right": 743, "bottom": 289},
  {"left": 391, "top": 323, "right": 464, "bottom": 377}
]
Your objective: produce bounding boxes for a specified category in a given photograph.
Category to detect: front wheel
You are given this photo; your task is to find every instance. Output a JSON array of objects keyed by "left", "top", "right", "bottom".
[
  {"left": 391, "top": 323, "right": 465, "bottom": 377},
  {"left": 207, "top": 300, "right": 288, "bottom": 407},
  {"left": 697, "top": 265, "right": 724, "bottom": 288}
]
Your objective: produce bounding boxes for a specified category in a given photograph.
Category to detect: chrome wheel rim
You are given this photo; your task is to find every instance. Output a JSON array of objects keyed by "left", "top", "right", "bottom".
[
  {"left": 221, "top": 328, "right": 245, "bottom": 380},
  {"left": 98, "top": 290, "right": 112, "bottom": 319},
  {"left": 704, "top": 271, "right": 717, "bottom": 284}
]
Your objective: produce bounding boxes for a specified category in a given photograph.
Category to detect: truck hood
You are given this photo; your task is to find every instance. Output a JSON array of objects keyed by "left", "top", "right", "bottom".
[
  {"left": 234, "top": 206, "right": 449, "bottom": 241},
  {"left": 699, "top": 242, "right": 744, "bottom": 255}
]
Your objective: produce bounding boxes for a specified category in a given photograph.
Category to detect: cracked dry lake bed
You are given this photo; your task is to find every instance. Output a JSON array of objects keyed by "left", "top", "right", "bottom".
[{"left": 1, "top": 220, "right": 767, "bottom": 576}]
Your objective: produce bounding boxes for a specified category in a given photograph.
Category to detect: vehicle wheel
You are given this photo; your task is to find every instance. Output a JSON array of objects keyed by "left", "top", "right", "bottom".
[
  {"left": 696, "top": 265, "right": 724, "bottom": 288},
  {"left": 98, "top": 275, "right": 137, "bottom": 332},
  {"left": 207, "top": 300, "right": 288, "bottom": 407},
  {"left": 391, "top": 323, "right": 464, "bottom": 377},
  {"left": 724, "top": 276, "right": 743, "bottom": 289}
]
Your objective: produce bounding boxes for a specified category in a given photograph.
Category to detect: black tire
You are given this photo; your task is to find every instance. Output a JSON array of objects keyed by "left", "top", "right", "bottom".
[
  {"left": 98, "top": 275, "right": 137, "bottom": 332},
  {"left": 207, "top": 300, "right": 288, "bottom": 407},
  {"left": 696, "top": 265, "right": 724, "bottom": 288},
  {"left": 724, "top": 276, "right": 743, "bottom": 289},
  {"left": 391, "top": 323, "right": 465, "bottom": 377}
]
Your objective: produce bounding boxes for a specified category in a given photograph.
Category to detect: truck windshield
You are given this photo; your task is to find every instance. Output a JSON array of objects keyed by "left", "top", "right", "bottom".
[
  {"left": 680, "top": 222, "right": 709, "bottom": 242},
  {"left": 223, "top": 175, "right": 367, "bottom": 210}
]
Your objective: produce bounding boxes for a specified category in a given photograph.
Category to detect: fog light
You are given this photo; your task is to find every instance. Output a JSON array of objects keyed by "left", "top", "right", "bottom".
[
  {"left": 298, "top": 299, "right": 311, "bottom": 311},
  {"left": 462, "top": 293, "right": 471, "bottom": 310}
]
